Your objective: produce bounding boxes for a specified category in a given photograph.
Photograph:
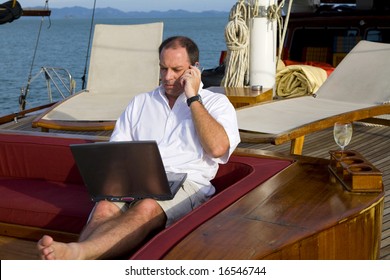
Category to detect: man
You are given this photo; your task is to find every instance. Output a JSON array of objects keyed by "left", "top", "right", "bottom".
[{"left": 37, "top": 36, "right": 240, "bottom": 260}]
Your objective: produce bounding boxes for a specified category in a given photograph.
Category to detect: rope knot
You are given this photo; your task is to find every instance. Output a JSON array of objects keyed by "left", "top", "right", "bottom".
[{"left": 267, "top": 4, "right": 281, "bottom": 21}]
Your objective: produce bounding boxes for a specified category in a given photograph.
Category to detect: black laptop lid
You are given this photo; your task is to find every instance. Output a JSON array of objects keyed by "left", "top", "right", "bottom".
[{"left": 70, "top": 141, "right": 185, "bottom": 202}]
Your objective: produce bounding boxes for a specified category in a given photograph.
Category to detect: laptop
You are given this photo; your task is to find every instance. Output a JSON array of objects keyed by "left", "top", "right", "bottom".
[{"left": 70, "top": 141, "right": 187, "bottom": 202}]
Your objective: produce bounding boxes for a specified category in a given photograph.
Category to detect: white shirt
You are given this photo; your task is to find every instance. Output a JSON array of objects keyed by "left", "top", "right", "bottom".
[{"left": 110, "top": 84, "right": 240, "bottom": 196}]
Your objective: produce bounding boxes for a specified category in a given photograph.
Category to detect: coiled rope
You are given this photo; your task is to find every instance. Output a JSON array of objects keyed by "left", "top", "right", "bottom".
[
  {"left": 222, "top": 0, "right": 292, "bottom": 87},
  {"left": 221, "top": 0, "right": 252, "bottom": 87}
]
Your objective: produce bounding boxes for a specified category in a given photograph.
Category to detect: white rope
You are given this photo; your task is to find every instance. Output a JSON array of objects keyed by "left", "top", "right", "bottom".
[
  {"left": 222, "top": 0, "right": 291, "bottom": 87},
  {"left": 221, "top": 0, "right": 251, "bottom": 87},
  {"left": 276, "top": 0, "right": 293, "bottom": 69}
]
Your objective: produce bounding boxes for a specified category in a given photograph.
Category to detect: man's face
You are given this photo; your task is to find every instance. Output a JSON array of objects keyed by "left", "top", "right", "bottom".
[{"left": 159, "top": 46, "right": 191, "bottom": 97}]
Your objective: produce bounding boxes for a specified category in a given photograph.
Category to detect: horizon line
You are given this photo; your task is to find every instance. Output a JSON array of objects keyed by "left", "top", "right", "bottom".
[{"left": 23, "top": 6, "right": 232, "bottom": 13}]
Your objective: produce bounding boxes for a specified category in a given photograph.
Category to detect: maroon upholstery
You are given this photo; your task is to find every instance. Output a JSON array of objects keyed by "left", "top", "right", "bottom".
[
  {"left": 0, "top": 133, "right": 89, "bottom": 183},
  {"left": 0, "top": 133, "right": 95, "bottom": 233},
  {"left": 0, "top": 178, "right": 93, "bottom": 233},
  {"left": 130, "top": 155, "right": 293, "bottom": 260}
]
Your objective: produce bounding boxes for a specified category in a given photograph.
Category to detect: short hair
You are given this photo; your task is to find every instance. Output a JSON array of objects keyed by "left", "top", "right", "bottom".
[{"left": 159, "top": 36, "right": 199, "bottom": 65}]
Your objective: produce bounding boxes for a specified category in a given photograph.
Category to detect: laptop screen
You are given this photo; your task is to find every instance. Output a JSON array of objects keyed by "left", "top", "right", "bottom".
[{"left": 70, "top": 141, "right": 186, "bottom": 202}]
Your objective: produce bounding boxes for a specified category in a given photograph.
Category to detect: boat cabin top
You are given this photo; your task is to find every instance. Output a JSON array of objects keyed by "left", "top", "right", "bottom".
[{"left": 282, "top": 1, "right": 390, "bottom": 66}]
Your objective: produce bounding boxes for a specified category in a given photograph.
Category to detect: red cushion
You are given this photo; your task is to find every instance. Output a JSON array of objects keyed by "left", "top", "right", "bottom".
[
  {"left": 0, "top": 177, "right": 94, "bottom": 233},
  {"left": 211, "top": 161, "right": 253, "bottom": 193},
  {"left": 0, "top": 133, "right": 96, "bottom": 233},
  {"left": 0, "top": 133, "right": 93, "bottom": 184},
  {"left": 283, "top": 59, "right": 335, "bottom": 76}
]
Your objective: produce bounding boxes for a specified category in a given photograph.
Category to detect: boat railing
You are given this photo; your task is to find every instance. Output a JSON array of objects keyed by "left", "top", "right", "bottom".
[
  {"left": 19, "top": 67, "right": 76, "bottom": 111},
  {"left": 40, "top": 67, "right": 76, "bottom": 100}
]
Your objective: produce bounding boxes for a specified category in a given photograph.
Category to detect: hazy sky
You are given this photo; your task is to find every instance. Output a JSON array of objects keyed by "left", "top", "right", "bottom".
[{"left": 24, "top": 0, "right": 239, "bottom": 12}]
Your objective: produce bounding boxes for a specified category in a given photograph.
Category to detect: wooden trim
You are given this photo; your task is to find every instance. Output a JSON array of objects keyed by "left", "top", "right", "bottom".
[
  {"left": 0, "top": 222, "right": 79, "bottom": 243},
  {"left": 33, "top": 118, "right": 116, "bottom": 132},
  {"left": 290, "top": 136, "right": 305, "bottom": 155},
  {"left": 263, "top": 198, "right": 384, "bottom": 259},
  {"left": 0, "top": 103, "right": 55, "bottom": 125},
  {"left": 207, "top": 86, "right": 273, "bottom": 108},
  {"left": 239, "top": 103, "right": 390, "bottom": 149},
  {"left": 359, "top": 117, "right": 390, "bottom": 127},
  {"left": 0, "top": 129, "right": 110, "bottom": 142}
]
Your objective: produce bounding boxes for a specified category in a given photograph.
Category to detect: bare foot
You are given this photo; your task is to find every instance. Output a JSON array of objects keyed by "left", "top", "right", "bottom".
[{"left": 37, "top": 235, "right": 82, "bottom": 260}]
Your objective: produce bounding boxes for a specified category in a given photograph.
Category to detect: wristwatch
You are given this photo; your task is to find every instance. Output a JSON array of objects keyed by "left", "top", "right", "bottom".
[{"left": 187, "top": 95, "right": 202, "bottom": 107}]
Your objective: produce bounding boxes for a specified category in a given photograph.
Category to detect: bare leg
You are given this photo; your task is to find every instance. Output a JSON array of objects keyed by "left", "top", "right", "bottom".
[
  {"left": 78, "top": 200, "right": 123, "bottom": 242},
  {"left": 37, "top": 199, "right": 166, "bottom": 260}
]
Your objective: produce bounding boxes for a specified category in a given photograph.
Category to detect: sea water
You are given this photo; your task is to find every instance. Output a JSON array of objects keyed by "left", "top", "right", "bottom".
[{"left": 0, "top": 16, "right": 229, "bottom": 115}]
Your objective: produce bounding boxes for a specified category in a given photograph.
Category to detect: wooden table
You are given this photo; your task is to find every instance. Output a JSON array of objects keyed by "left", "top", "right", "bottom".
[
  {"left": 208, "top": 86, "right": 273, "bottom": 108},
  {"left": 161, "top": 148, "right": 384, "bottom": 259}
]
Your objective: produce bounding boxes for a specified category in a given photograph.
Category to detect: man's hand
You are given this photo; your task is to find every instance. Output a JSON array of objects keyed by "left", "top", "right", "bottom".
[{"left": 180, "top": 65, "right": 201, "bottom": 98}]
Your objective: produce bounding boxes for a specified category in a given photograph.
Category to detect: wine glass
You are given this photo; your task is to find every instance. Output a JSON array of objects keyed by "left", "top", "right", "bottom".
[{"left": 333, "top": 121, "right": 353, "bottom": 157}]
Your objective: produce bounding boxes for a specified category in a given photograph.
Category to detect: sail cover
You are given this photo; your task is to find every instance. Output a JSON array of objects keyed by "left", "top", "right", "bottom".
[{"left": 0, "top": 1, "right": 22, "bottom": 24}]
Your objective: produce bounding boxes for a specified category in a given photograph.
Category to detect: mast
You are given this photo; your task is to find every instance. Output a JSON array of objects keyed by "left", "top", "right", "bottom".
[{"left": 249, "top": 0, "right": 278, "bottom": 91}]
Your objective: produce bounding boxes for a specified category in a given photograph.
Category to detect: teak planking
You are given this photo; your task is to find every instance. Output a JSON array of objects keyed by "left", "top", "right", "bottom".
[{"left": 162, "top": 149, "right": 384, "bottom": 259}]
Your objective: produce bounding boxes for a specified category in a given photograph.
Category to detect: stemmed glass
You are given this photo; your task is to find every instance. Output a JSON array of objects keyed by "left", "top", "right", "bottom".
[{"left": 333, "top": 121, "right": 353, "bottom": 157}]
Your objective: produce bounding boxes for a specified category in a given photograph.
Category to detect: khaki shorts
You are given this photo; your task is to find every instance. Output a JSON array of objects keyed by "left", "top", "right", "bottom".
[{"left": 113, "top": 180, "right": 210, "bottom": 227}]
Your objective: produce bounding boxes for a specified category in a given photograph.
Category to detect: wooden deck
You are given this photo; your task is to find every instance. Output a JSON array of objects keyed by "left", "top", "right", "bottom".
[
  {"left": 238, "top": 123, "right": 390, "bottom": 260},
  {"left": 0, "top": 116, "right": 389, "bottom": 259}
]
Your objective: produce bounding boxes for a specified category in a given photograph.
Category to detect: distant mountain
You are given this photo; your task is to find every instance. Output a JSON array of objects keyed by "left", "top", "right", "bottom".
[{"left": 25, "top": 6, "right": 229, "bottom": 19}]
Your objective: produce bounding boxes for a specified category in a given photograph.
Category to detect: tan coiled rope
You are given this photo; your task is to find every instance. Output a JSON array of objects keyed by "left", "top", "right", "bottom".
[
  {"left": 222, "top": 0, "right": 292, "bottom": 87},
  {"left": 221, "top": 0, "right": 252, "bottom": 87}
]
